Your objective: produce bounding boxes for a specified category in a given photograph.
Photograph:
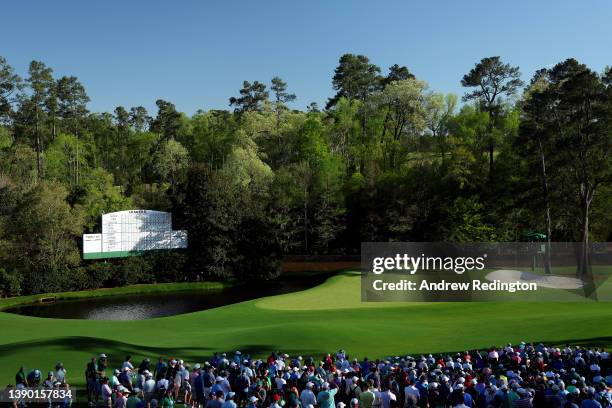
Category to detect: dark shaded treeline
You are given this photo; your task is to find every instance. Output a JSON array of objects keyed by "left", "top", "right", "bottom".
[{"left": 0, "top": 54, "right": 610, "bottom": 296}]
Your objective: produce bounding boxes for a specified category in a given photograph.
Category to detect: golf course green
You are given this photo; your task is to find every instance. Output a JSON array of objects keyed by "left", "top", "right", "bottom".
[{"left": 1, "top": 271, "right": 611, "bottom": 393}]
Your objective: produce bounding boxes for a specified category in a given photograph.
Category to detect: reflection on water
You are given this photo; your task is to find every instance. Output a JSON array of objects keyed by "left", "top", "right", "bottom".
[{"left": 5, "top": 275, "right": 327, "bottom": 320}]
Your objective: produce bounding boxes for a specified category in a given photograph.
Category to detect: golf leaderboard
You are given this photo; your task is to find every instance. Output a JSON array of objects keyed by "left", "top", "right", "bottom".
[{"left": 0, "top": 1, "right": 610, "bottom": 407}]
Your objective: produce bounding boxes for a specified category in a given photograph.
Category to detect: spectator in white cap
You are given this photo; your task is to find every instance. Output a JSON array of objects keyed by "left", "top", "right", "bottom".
[
  {"left": 301, "top": 382, "right": 317, "bottom": 407},
  {"left": 119, "top": 366, "right": 133, "bottom": 391},
  {"left": 348, "top": 376, "right": 362, "bottom": 401},
  {"left": 143, "top": 371, "right": 156, "bottom": 402},
  {"left": 246, "top": 396, "right": 258, "bottom": 408},
  {"left": 115, "top": 386, "right": 129, "bottom": 408},
  {"left": 222, "top": 392, "right": 237, "bottom": 408}
]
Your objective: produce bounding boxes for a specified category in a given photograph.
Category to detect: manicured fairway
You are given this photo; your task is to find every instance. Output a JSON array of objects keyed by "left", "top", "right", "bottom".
[{"left": 1, "top": 271, "right": 611, "bottom": 393}]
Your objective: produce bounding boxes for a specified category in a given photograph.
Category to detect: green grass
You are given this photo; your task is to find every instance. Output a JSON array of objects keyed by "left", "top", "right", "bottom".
[{"left": 0, "top": 271, "right": 611, "bottom": 397}]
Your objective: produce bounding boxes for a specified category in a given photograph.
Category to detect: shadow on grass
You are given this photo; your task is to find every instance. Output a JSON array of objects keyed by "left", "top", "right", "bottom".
[
  {"left": 0, "top": 336, "right": 211, "bottom": 361},
  {"left": 543, "top": 336, "right": 612, "bottom": 349},
  {"left": 0, "top": 336, "right": 327, "bottom": 363}
]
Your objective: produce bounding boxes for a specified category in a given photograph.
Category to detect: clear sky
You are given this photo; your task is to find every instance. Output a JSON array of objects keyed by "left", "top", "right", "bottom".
[{"left": 2, "top": 0, "right": 610, "bottom": 115}]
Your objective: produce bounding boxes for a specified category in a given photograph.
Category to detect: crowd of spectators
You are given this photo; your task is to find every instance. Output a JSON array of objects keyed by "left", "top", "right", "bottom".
[{"left": 8, "top": 342, "right": 611, "bottom": 408}]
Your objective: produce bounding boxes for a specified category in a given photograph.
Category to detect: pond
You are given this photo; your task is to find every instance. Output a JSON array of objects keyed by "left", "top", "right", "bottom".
[{"left": 4, "top": 274, "right": 328, "bottom": 320}]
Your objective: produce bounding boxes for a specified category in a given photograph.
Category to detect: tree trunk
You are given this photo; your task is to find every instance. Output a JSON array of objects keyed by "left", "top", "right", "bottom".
[
  {"left": 304, "top": 184, "right": 308, "bottom": 254},
  {"left": 538, "top": 138, "right": 552, "bottom": 274},
  {"left": 35, "top": 109, "right": 43, "bottom": 179},
  {"left": 75, "top": 135, "right": 79, "bottom": 186},
  {"left": 577, "top": 191, "right": 593, "bottom": 278},
  {"left": 487, "top": 109, "right": 495, "bottom": 178},
  {"left": 488, "top": 138, "right": 494, "bottom": 176}
]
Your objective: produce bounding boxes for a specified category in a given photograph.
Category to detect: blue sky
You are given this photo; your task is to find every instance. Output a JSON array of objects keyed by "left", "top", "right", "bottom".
[{"left": 2, "top": 0, "right": 610, "bottom": 115}]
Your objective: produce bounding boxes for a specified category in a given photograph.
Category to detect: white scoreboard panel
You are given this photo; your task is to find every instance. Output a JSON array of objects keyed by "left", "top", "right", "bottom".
[
  {"left": 84, "top": 210, "right": 187, "bottom": 258},
  {"left": 101, "top": 210, "right": 172, "bottom": 252},
  {"left": 83, "top": 233, "right": 102, "bottom": 253}
]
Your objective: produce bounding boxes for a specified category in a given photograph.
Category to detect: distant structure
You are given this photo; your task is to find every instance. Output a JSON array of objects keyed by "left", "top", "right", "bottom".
[{"left": 83, "top": 210, "right": 187, "bottom": 259}]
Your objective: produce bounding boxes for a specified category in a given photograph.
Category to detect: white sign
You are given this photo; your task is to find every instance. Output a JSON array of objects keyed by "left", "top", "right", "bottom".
[{"left": 83, "top": 233, "right": 102, "bottom": 254}]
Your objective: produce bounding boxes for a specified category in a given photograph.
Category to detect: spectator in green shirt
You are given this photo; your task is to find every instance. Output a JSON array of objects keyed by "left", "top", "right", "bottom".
[
  {"left": 161, "top": 389, "right": 175, "bottom": 408},
  {"left": 318, "top": 382, "right": 339, "bottom": 408},
  {"left": 359, "top": 380, "right": 376, "bottom": 408}
]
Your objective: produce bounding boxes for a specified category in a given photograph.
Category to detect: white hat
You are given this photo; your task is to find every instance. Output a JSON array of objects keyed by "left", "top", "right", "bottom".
[
  {"left": 99, "top": 353, "right": 107, "bottom": 358},
  {"left": 249, "top": 396, "right": 258, "bottom": 402},
  {"left": 194, "top": 363, "right": 201, "bottom": 369},
  {"left": 337, "top": 403, "right": 346, "bottom": 408}
]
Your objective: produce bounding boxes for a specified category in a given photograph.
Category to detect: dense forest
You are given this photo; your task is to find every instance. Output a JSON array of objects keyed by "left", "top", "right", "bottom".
[{"left": 0, "top": 54, "right": 610, "bottom": 296}]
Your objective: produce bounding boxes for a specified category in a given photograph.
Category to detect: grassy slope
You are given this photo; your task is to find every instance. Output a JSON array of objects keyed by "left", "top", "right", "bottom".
[{"left": 0, "top": 272, "right": 611, "bottom": 393}]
